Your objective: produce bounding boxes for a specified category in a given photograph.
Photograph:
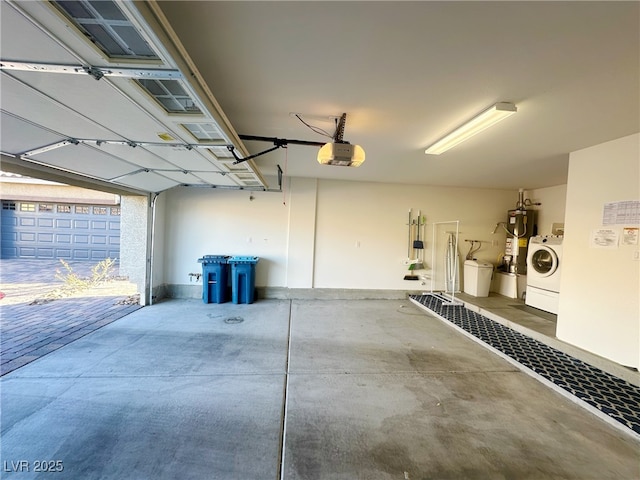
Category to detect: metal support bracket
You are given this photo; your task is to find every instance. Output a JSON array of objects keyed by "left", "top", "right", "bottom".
[
  {"left": 230, "top": 135, "right": 325, "bottom": 164},
  {"left": 0, "top": 60, "right": 183, "bottom": 80}
]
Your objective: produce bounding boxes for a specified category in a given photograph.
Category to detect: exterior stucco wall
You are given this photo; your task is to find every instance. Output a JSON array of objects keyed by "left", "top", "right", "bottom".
[{"left": 119, "top": 195, "right": 149, "bottom": 303}]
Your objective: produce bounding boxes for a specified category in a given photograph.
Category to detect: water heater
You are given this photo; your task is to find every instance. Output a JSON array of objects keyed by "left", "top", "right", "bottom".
[
  {"left": 505, "top": 208, "right": 536, "bottom": 274},
  {"left": 500, "top": 189, "right": 538, "bottom": 274}
]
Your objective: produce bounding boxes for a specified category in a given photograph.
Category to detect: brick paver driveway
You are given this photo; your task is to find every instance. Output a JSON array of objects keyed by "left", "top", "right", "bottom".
[{"left": 0, "top": 259, "right": 142, "bottom": 375}]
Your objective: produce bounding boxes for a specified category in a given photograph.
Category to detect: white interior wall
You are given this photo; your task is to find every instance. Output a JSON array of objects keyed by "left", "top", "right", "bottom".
[
  {"left": 528, "top": 184, "right": 568, "bottom": 235},
  {"left": 161, "top": 180, "right": 516, "bottom": 292},
  {"left": 163, "top": 186, "right": 291, "bottom": 289},
  {"left": 557, "top": 133, "right": 640, "bottom": 369},
  {"left": 313, "top": 180, "right": 515, "bottom": 290},
  {"left": 286, "top": 177, "right": 317, "bottom": 288}
]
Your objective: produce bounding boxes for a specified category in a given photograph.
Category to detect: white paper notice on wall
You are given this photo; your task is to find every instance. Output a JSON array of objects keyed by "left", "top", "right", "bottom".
[
  {"left": 622, "top": 227, "right": 639, "bottom": 246},
  {"left": 602, "top": 200, "right": 640, "bottom": 225},
  {"left": 590, "top": 228, "right": 619, "bottom": 248}
]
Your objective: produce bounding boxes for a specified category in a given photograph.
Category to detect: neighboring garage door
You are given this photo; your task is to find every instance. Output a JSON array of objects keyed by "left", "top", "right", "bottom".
[{"left": 1, "top": 201, "right": 120, "bottom": 260}]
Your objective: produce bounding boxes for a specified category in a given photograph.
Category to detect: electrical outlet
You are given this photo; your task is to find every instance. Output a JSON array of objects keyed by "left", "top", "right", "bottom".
[{"left": 633, "top": 251, "right": 640, "bottom": 261}]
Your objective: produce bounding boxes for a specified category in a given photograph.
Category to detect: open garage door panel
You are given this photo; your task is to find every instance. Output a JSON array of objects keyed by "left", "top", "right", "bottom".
[{"left": 0, "top": 0, "right": 267, "bottom": 193}]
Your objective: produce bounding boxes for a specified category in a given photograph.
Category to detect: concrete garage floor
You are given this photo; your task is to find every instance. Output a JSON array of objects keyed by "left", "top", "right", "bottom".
[{"left": 1, "top": 299, "right": 638, "bottom": 479}]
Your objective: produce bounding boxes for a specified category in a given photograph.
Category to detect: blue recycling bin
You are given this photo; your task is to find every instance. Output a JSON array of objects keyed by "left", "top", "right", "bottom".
[
  {"left": 198, "top": 255, "right": 230, "bottom": 304},
  {"left": 228, "top": 256, "right": 259, "bottom": 304}
]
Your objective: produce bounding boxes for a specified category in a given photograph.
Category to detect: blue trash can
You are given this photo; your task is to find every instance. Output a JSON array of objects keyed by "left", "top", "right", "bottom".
[
  {"left": 198, "top": 255, "right": 230, "bottom": 304},
  {"left": 228, "top": 256, "right": 259, "bottom": 304}
]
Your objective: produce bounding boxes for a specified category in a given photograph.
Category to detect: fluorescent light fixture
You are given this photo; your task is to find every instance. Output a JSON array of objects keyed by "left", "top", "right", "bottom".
[{"left": 425, "top": 102, "right": 517, "bottom": 155}]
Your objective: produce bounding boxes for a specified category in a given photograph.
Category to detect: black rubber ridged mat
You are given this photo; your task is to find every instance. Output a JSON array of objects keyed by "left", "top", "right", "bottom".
[{"left": 410, "top": 294, "right": 640, "bottom": 436}]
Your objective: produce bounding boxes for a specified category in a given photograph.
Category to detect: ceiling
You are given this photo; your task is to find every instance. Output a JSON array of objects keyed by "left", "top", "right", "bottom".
[{"left": 1, "top": 1, "right": 639, "bottom": 193}]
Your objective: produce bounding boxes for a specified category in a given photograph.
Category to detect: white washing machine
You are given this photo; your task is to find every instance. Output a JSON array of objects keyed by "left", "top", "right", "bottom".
[{"left": 526, "top": 235, "right": 563, "bottom": 314}]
